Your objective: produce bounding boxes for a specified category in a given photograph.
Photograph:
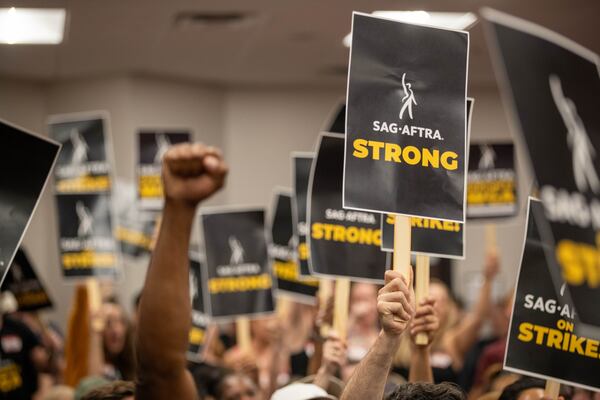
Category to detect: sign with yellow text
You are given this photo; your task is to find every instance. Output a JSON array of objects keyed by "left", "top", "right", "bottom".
[
  {"left": 485, "top": 9, "right": 600, "bottom": 329},
  {"left": 137, "top": 131, "right": 191, "bottom": 210},
  {"left": 188, "top": 254, "right": 210, "bottom": 362},
  {"left": 292, "top": 154, "right": 314, "bottom": 277},
  {"left": 2, "top": 249, "right": 53, "bottom": 311},
  {"left": 200, "top": 208, "right": 275, "bottom": 320},
  {"left": 343, "top": 13, "right": 469, "bottom": 222},
  {"left": 381, "top": 214, "right": 464, "bottom": 259},
  {"left": 309, "top": 133, "right": 387, "bottom": 282},
  {"left": 505, "top": 198, "right": 600, "bottom": 391},
  {"left": 269, "top": 190, "right": 318, "bottom": 304},
  {"left": 467, "top": 143, "right": 517, "bottom": 219}
]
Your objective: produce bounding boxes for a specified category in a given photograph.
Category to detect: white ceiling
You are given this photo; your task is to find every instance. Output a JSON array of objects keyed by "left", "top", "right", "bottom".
[{"left": 0, "top": 0, "right": 598, "bottom": 88}]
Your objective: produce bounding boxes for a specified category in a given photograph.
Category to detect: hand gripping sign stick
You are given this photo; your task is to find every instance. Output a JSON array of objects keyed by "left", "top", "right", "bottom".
[{"left": 319, "top": 278, "right": 334, "bottom": 337}]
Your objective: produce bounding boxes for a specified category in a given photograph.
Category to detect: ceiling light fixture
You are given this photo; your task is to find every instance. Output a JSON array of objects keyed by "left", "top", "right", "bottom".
[
  {"left": 343, "top": 11, "right": 477, "bottom": 47},
  {"left": 0, "top": 7, "right": 66, "bottom": 44}
]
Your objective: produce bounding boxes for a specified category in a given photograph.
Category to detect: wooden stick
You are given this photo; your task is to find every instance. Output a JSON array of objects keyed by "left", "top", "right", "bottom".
[
  {"left": 319, "top": 278, "right": 333, "bottom": 337},
  {"left": 236, "top": 317, "right": 252, "bottom": 353},
  {"left": 544, "top": 380, "right": 560, "bottom": 399},
  {"left": 393, "top": 215, "right": 412, "bottom": 278},
  {"left": 485, "top": 223, "right": 497, "bottom": 252},
  {"left": 85, "top": 279, "right": 102, "bottom": 314},
  {"left": 415, "top": 254, "right": 431, "bottom": 346},
  {"left": 333, "top": 278, "right": 351, "bottom": 341}
]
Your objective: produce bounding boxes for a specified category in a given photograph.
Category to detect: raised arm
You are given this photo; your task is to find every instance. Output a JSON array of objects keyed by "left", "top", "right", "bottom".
[
  {"left": 340, "top": 270, "right": 414, "bottom": 400},
  {"left": 136, "top": 143, "right": 228, "bottom": 400}
]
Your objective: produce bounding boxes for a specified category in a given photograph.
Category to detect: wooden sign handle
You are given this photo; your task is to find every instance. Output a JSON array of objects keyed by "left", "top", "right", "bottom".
[
  {"left": 485, "top": 223, "right": 497, "bottom": 253},
  {"left": 333, "top": 278, "right": 351, "bottom": 342},
  {"left": 415, "top": 254, "right": 430, "bottom": 346},
  {"left": 393, "top": 215, "right": 411, "bottom": 278},
  {"left": 86, "top": 278, "right": 102, "bottom": 314},
  {"left": 236, "top": 317, "right": 252, "bottom": 353},
  {"left": 319, "top": 278, "right": 333, "bottom": 337},
  {"left": 544, "top": 380, "right": 560, "bottom": 399}
]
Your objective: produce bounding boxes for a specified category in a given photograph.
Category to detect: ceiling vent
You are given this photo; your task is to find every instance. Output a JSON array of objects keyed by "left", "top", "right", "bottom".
[{"left": 174, "top": 11, "right": 257, "bottom": 30}]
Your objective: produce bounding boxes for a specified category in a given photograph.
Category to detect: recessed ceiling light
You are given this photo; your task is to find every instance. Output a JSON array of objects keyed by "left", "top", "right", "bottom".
[
  {"left": 343, "top": 11, "right": 477, "bottom": 47},
  {"left": 0, "top": 7, "right": 66, "bottom": 45}
]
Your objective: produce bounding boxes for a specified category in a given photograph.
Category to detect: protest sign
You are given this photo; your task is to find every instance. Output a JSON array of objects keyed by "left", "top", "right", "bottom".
[
  {"left": 2, "top": 248, "right": 53, "bottom": 311},
  {"left": 0, "top": 119, "right": 60, "bottom": 286},
  {"left": 468, "top": 143, "right": 518, "bottom": 218},
  {"left": 188, "top": 254, "right": 210, "bottom": 362},
  {"left": 291, "top": 154, "right": 314, "bottom": 277},
  {"left": 505, "top": 198, "right": 600, "bottom": 391},
  {"left": 308, "top": 133, "right": 387, "bottom": 282},
  {"left": 344, "top": 12, "right": 469, "bottom": 222},
  {"left": 200, "top": 207, "right": 275, "bottom": 320},
  {"left": 484, "top": 9, "right": 600, "bottom": 330},
  {"left": 137, "top": 131, "right": 191, "bottom": 210},
  {"left": 269, "top": 189, "right": 318, "bottom": 304}
]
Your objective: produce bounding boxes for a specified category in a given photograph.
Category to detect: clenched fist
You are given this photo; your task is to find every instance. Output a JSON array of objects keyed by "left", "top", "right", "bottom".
[
  {"left": 377, "top": 269, "right": 415, "bottom": 337},
  {"left": 162, "top": 143, "right": 228, "bottom": 207}
]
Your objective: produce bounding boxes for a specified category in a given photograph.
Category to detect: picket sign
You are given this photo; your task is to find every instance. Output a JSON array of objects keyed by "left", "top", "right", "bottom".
[
  {"left": 319, "top": 278, "right": 334, "bottom": 337},
  {"left": 236, "top": 317, "right": 252, "bottom": 353},
  {"left": 333, "top": 278, "right": 351, "bottom": 341},
  {"left": 414, "top": 254, "right": 431, "bottom": 345},
  {"left": 544, "top": 380, "right": 560, "bottom": 399}
]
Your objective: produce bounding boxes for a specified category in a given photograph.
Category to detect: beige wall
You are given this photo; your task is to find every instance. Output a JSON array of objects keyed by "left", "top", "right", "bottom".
[{"left": 0, "top": 76, "right": 532, "bottom": 330}]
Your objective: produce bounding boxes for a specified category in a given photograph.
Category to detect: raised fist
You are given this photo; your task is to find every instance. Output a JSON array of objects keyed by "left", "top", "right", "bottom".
[
  {"left": 377, "top": 269, "right": 415, "bottom": 337},
  {"left": 162, "top": 143, "right": 228, "bottom": 207}
]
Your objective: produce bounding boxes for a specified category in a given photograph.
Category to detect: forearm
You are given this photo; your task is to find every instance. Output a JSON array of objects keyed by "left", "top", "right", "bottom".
[
  {"left": 448, "top": 280, "right": 492, "bottom": 358},
  {"left": 409, "top": 347, "right": 433, "bottom": 383},
  {"left": 341, "top": 332, "right": 400, "bottom": 400},
  {"left": 136, "top": 201, "right": 195, "bottom": 377},
  {"left": 88, "top": 330, "right": 105, "bottom": 376}
]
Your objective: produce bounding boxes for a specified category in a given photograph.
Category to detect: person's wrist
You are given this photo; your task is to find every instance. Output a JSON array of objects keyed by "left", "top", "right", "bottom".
[
  {"left": 380, "top": 329, "right": 403, "bottom": 346},
  {"left": 165, "top": 196, "right": 200, "bottom": 211}
]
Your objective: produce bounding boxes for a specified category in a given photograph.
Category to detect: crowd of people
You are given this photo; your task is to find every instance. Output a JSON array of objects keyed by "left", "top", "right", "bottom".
[{"left": 1, "top": 142, "right": 598, "bottom": 400}]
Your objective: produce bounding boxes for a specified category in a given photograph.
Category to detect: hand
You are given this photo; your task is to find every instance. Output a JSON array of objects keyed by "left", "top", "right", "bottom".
[
  {"left": 377, "top": 269, "right": 415, "bottom": 338},
  {"left": 315, "top": 294, "right": 334, "bottom": 333},
  {"left": 223, "top": 349, "right": 259, "bottom": 382},
  {"left": 90, "top": 307, "right": 106, "bottom": 333},
  {"left": 320, "top": 332, "right": 347, "bottom": 374},
  {"left": 409, "top": 297, "right": 439, "bottom": 347},
  {"left": 484, "top": 250, "right": 500, "bottom": 281},
  {"left": 162, "top": 143, "right": 228, "bottom": 207}
]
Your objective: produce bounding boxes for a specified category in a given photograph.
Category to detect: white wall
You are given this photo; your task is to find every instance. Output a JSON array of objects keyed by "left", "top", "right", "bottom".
[{"left": 0, "top": 75, "right": 533, "bottom": 330}]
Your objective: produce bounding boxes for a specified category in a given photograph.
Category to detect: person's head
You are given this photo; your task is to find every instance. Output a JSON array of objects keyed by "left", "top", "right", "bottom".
[
  {"left": 349, "top": 282, "right": 378, "bottom": 327},
  {"left": 385, "top": 382, "right": 466, "bottom": 400},
  {"left": 498, "top": 377, "right": 570, "bottom": 400},
  {"left": 491, "top": 291, "right": 514, "bottom": 338},
  {"left": 216, "top": 372, "right": 260, "bottom": 400},
  {"left": 42, "top": 385, "right": 74, "bottom": 400},
  {"left": 80, "top": 381, "right": 134, "bottom": 400},
  {"left": 271, "top": 383, "right": 336, "bottom": 400},
  {"left": 102, "top": 301, "right": 136, "bottom": 380},
  {"left": 429, "top": 280, "right": 453, "bottom": 324}
]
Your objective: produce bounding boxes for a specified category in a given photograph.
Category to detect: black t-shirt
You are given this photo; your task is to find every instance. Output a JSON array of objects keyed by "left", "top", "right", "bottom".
[{"left": 0, "top": 316, "right": 41, "bottom": 400}]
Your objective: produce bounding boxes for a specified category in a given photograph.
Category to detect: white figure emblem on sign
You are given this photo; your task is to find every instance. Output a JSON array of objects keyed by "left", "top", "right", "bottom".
[
  {"left": 154, "top": 134, "right": 172, "bottom": 164},
  {"left": 399, "top": 73, "right": 417, "bottom": 120},
  {"left": 189, "top": 271, "right": 198, "bottom": 305},
  {"left": 76, "top": 201, "right": 94, "bottom": 237},
  {"left": 228, "top": 236, "right": 245, "bottom": 265},
  {"left": 70, "top": 129, "right": 89, "bottom": 165},
  {"left": 549, "top": 74, "right": 600, "bottom": 194},
  {"left": 478, "top": 145, "right": 496, "bottom": 170}
]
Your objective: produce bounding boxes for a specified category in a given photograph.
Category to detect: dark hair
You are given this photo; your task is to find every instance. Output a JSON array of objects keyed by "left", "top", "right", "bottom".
[
  {"left": 386, "top": 382, "right": 466, "bottom": 400},
  {"left": 499, "top": 377, "right": 571, "bottom": 400},
  {"left": 214, "top": 371, "right": 258, "bottom": 399},
  {"left": 81, "top": 381, "right": 134, "bottom": 400},
  {"left": 103, "top": 301, "right": 137, "bottom": 381}
]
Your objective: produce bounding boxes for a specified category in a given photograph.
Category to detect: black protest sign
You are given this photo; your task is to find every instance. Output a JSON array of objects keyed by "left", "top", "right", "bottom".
[
  {"left": 188, "top": 255, "right": 210, "bottom": 362},
  {"left": 48, "top": 115, "right": 112, "bottom": 194},
  {"left": 56, "top": 194, "right": 119, "bottom": 278},
  {"left": 292, "top": 154, "right": 314, "bottom": 277},
  {"left": 467, "top": 143, "right": 517, "bottom": 219},
  {"left": 269, "top": 190, "right": 318, "bottom": 304},
  {"left": 0, "top": 119, "right": 60, "bottom": 286},
  {"left": 484, "top": 10, "right": 600, "bottom": 328},
  {"left": 309, "top": 133, "right": 387, "bottom": 282},
  {"left": 381, "top": 214, "right": 464, "bottom": 259},
  {"left": 505, "top": 198, "right": 600, "bottom": 391},
  {"left": 2, "top": 249, "right": 53, "bottom": 311},
  {"left": 137, "top": 131, "right": 191, "bottom": 210},
  {"left": 116, "top": 215, "right": 156, "bottom": 259},
  {"left": 344, "top": 13, "right": 469, "bottom": 222},
  {"left": 200, "top": 208, "right": 275, "bottom": 320}
]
